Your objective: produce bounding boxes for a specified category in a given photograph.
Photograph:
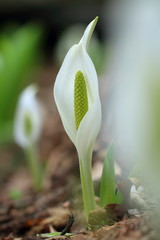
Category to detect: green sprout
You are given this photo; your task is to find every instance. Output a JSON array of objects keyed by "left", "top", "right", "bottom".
[{"left": 100, "top": 143, "right": 123, "bottom": 207}]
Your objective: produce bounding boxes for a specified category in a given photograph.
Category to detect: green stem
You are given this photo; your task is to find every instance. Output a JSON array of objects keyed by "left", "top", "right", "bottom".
[
  {"left": 25, "top": 144, "right": 43, "bottom": 191},
  {"left": 79, "top": 156, "right": 96, "bottom": 220}
]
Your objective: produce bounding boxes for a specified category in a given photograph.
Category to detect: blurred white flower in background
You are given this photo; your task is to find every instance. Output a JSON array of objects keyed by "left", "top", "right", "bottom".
[{"left": 14, "top": 84, "right": 43, "bottom": 148}]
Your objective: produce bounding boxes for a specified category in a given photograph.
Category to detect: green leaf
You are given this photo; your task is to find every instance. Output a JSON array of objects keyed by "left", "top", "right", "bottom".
[
  {"left": 114, "top": 190, "right": 123, "bottom": 204},
  {"left": 100, "top": 143, "right": 116, "bottom": 207}
]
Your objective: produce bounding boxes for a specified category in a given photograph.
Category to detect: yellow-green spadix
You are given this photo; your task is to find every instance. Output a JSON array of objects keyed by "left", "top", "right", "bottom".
[{"left": 54, "top": 17, "right": 102, "bottom": 218}]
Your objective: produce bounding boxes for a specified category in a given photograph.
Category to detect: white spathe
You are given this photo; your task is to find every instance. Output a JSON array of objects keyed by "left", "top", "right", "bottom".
[
  {"left": 54, "top": 17, "right": 102, "bottom": 163},
  {"left": 14, "top": 84, "right": 43, "bottom": 148}
]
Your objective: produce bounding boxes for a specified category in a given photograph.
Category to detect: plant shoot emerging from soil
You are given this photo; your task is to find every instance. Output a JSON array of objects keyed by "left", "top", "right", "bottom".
[
  {"left": 14, "top": 84, "right": 44, "bottom": 191},
  {"left": 54, "top": 17, "right": 102, "bottom": 219}
]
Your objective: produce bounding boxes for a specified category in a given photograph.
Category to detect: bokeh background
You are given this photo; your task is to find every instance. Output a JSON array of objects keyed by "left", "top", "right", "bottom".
[{"left": 1, "top": 1, "right": 160, "bottom": 236}]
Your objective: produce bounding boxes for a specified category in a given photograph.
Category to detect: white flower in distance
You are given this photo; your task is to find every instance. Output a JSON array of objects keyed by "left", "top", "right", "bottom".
[
  {"left": 14, "top": 84, "right": 42, "bottom": 148},
  {"left": 54, "top": 17, "right": 102, "bottom": 218}
]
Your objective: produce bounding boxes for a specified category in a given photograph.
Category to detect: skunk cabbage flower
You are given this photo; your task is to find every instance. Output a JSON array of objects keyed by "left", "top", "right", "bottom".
[
  {"left": 14, "top": 84, "right": 42, "bottom": 148},
  {"left": 54, "top": 17, "right": 102, "bottom": 218}
]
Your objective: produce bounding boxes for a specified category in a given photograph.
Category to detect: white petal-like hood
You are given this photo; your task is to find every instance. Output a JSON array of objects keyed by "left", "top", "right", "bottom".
[
  {"left": 54, "top": 17, "right": 101, "bottom": 161},
  {"left": 14, "top": 84, "right": 43, "bottom": 148}
]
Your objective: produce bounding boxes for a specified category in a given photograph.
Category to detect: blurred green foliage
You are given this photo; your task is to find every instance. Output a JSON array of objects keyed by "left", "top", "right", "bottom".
[
  {"left": 100, "top": 143, "right": 123, "bottom": 207},
  {"left": 8, "top": 188, "right": 23, "bottom": 200},
  {"left": 0, "top": 24, "right": 42, "bottom": 144}
]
